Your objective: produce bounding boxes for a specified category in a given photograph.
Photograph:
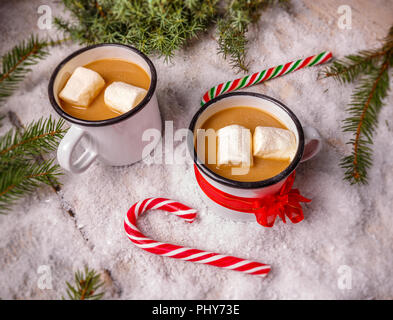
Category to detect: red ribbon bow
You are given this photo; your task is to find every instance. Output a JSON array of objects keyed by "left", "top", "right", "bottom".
[
  {"left": 252, "top": 171, "right": 311, "bottom": 227},
  {"left": 194, "top": 165, "right": 311, "bottom": 227}
]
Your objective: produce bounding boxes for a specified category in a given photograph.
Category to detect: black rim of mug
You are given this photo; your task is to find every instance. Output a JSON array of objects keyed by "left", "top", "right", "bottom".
[{"left": 48, "top": 43, "right": 157, "bottom": 127}]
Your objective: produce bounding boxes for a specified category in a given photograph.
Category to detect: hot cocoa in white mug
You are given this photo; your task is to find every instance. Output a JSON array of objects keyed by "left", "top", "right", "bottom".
[{"left": 48, "top": 44, "right": 162, "bottom": 174}]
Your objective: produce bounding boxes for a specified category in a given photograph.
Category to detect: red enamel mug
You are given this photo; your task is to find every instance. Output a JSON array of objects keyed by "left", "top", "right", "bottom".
[{"left": 188, "top": 92, "right": 322, "bottom": 223}]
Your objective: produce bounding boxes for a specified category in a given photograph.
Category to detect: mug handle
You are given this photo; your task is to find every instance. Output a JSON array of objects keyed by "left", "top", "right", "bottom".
[
  {"left": 300, "top": 126, "right": 322, "bottom": 163},
  {"left": 57, "top": 126, "right": 98, "bottom": 174}
]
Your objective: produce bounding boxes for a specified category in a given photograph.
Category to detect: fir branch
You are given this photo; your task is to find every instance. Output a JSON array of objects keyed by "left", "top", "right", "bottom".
[
  {"left": 323, "top": 25, "right": 393, "bottom": 184},
  {"left": 0, "top": 116, "right": 67, "bottom": 166},
  {"left": 0, "top": 35, "right": 69, "bottom": 123},
  {"left": 320, "top": 49, "right": 388, "bottom": 84},
  {"left": 0, "top": 35, "right": 49, "bottom": 106},
  {"left": 321, "top": 25, "right": 393, "bottom": 84},
  {"left": 0, "top": 159, "right": 62, "bottom": 214},
  {"left": 55, "top": 0, "right": 289, "bottom": 70},
  {"left": 0, "top": 35, "right": 69, "bottom": 213},
  {"left": 217, "top": 18, "right": 249, "bottom": 72},
  {"left": 341, "top": 57, "right": 390, "bottom": 184},
  {"left": 0, "top": 117, "right": 67, "bottom": 213},
  {"left": 56, "top": 0, "right": 218, "bottom": 59},
  {"left": 217, "top": 0, "right": 290, "bottom": 72},
  {"left": 64, "top": 267, "right": 104, "bottom": 300}
]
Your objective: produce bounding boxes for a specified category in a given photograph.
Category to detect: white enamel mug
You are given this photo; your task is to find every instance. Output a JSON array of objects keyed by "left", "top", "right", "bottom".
[
  {"left": 188, "top": 92, "right": 322, "bottom": 222},
  {"left": 48, "top": 44, "right": 162, "bottom": 173}
]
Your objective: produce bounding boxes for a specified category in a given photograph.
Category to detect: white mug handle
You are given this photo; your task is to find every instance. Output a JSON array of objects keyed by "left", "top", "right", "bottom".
[
  {"left": 57, "top": 126, "right": 98, "bottom": 174},
  {"left": 300, "top": 126, "right": 322, "bottom": 162}
]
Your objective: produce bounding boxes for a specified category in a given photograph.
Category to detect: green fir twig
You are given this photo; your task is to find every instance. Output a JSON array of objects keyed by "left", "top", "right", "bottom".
[
  {"left": 64, "top": 267, "right": 104, "bottom": 300},
  {"left": 0, "top": 159, "right": 62, "bottom": 214},
  {"left": 1, "top": 35, "right": 49, "bottom": 105},
  {"left": 217, "top": 0, "right": 290, "bottom": 72},
  {"left": 55, "top": 0, "right": 289, "bottom": 71},
  {"left": 0, "top": 116, "right": 67, "bottom": 166},
  {"left": 0, "top": 34, "right": 70, "bottom": 213},
  {"left": 322, "top": 25, "right": 393, "bottom": 184},
  {"left": 321, "top": 49, "right": 388, "bottom": 83},
  {"left": 55, "top": 0, "right": 218, "bottom": 60},
  {"left": 0, "top": 35, "right": 69, "bottom": 123},
  {"left": 0, "top": 117, "right": 67, "bottom": 213}
]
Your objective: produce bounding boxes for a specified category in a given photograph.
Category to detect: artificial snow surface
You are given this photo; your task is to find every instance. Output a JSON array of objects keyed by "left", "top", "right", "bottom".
[{"left": 0, "top": 0, "right": 392, "bottom": 299}]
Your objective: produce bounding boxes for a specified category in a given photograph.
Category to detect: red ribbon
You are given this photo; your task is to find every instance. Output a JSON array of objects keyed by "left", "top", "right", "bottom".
[{"left": 194, "top": 165, "right": 311, "bottom": 227}]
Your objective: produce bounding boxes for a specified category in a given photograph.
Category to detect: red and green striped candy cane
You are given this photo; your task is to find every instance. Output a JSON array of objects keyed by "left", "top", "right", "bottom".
[{"left": 201, "top": 51, "right": 333, "bottom": 106}]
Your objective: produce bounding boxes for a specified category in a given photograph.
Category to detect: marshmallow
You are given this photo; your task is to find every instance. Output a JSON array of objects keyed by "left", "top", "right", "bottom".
[
  {"left": 253, "top": 126, "right": 297, "bottom": 161},
  {"left": 59, "top": 66, "right": 105, "bottom": 107},
  {"left": 104, "top": 81, "right": 147, "bottom": 114},
  {"left": 217, "top": 125, "right": 253, "bottom": 167}
]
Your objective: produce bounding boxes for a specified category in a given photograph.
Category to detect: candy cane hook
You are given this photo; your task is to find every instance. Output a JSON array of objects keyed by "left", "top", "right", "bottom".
[{"left": 124, "top": 198, "right": 271, "bottom": 277}]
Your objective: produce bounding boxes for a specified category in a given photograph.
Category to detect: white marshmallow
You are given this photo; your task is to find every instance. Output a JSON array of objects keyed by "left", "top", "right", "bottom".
[
  {"left": 217, "top": 125, "right": 252, "bottom": 167},
  {"left": 104, "top": 81, "right": 147, "bottom": 114},
  {"left": 59, "top": 66, "right": 105, "bottom": 107},
  {"left": 253, "top": 126, "right": 297, "bottom": 161}
]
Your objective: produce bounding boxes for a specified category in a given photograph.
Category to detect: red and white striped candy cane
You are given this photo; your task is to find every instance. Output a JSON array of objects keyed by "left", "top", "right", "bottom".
[
  {"left": 124, "top": 198, "right": 271, "bottom": 277},
  {"left": 201, "top": 51, "right": 333, "bottom": 106}
]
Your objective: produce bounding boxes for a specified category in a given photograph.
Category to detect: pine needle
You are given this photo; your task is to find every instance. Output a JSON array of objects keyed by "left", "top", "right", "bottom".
[
  {"left": 64, "top": 266, "right": 104, "bottom": 300},
  {"left": 322, "top": 25, "right": 393, "bottom": 184}
]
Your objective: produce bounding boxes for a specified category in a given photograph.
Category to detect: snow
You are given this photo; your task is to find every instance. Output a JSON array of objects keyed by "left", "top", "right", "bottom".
[{"left": 0, "top": 0, "right": 392, "bottom": 299}]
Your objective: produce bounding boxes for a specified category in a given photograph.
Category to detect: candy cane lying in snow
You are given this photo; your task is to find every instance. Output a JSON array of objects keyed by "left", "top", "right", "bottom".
[
  {"left": 124, "top": 198, "right": 271, "bottom": 277},
  {"left": 201, "top": 51, "right": 333, "bottom": 106}
]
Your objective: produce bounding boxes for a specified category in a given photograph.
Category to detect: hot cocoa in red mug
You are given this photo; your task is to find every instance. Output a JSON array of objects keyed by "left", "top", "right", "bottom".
[{"left": 188, "top": 92, "right": 322, "bottom": 224}]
